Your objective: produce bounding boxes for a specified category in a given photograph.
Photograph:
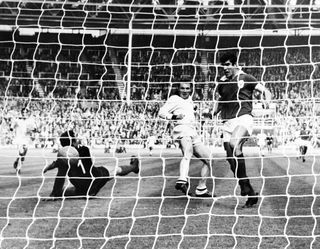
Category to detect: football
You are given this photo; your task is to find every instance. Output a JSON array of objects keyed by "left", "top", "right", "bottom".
[{"left": 57, "top": 146, "right": 79, "bottom": 167}]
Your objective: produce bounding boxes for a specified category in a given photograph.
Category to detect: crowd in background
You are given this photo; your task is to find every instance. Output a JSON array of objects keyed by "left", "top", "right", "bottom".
[{"left": 1, "top": 44, "right": 320, "bottom": 149}]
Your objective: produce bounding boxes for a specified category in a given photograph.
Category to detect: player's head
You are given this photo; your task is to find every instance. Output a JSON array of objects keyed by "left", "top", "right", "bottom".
[
  {"left": 60, "top": 130, "right": 78, "bottom": 147},
  {"left": 220, "top": 52, "right": 238, "bottom": 79},
  {"left": 178, "top": 82, "right": 192, "bottom": 100},
  {"left": 21, "top": 107, "right": 30, "bottom": 119}
]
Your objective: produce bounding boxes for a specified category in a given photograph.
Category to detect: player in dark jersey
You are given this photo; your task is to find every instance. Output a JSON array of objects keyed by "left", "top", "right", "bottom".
[
  {"left": 298, "top": 123, "right": 311, "bottom": 162},
  {"left": 213, "top": 52, "right": 272, "bottom": 208},
  {"left": 43, "top": 130, "right": 140, "bottom": 199},
  {"left": 266, "top": 133, "right": 274, "bottom": 154}
]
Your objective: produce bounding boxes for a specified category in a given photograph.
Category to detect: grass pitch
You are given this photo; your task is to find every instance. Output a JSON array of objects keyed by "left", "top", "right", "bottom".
[{"left": 1, "top": 146, "right": 320, "bottom": 249}]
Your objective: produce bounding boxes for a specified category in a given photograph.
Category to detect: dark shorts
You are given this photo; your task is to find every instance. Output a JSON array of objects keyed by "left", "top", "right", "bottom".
[{"left": 70, "top": 166, "right": 111, "bottom": 196}]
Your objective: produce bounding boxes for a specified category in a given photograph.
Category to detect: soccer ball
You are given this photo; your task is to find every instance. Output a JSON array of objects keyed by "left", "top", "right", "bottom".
[{"left": 57, "top": 146, "right": 79, "bottom": 167}]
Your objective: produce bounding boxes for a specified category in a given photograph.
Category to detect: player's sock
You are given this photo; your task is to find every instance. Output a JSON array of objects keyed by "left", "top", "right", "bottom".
[
  {"left": 224, "top": 142, "right": 236, "bottom": 176},
  {"left": 239, "top": 179, "right": 259, "bottom": 208},
  {"left": 179, "top": 157, "right": 190, "bottom": 183},
  {"left": 235, "top": 154, "right": 248, "bottom": 179},
  {"left": 239, "top": 179, "right": 254, "bottom": 196},
  {"left": 175, "top": 180, "right": 191, "bottom": 196}
]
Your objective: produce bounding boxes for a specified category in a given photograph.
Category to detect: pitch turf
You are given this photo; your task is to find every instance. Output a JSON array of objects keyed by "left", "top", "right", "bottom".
[{"left": 1, "top": 146, "right": 320, "bottom": 249}]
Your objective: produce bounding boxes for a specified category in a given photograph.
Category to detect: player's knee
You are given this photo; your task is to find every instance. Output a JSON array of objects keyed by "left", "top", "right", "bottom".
[
  {"left": 229, "top": 141, "right": 243, "bottom": 156},
  {"left": 233, "top": 146, "right": 242, "bottom": 156},
  {"left": 181, "top": 155, "right": 192, "bottom": 162},
  {"left": 229, "top": 139, "right": 238, "bottom": 150}
]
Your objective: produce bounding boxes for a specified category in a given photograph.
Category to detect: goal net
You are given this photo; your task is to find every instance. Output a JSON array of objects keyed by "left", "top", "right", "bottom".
[{"left": 1, "top": 0, "right": 320, "bottom": 248}]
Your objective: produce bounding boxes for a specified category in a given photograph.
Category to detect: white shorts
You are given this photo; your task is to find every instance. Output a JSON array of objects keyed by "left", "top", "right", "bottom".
[
  {"left": 299, "top": 139, "right": 310, "bottom": 147},
  {"left": 172, "top": 125, "right": 202, "bottom": 146},
  {"left": 13, "top": 137, "right": 29, "bottom": 147},
  {"left": 222, "top": 114, "right": 254, "bottom": 142}
]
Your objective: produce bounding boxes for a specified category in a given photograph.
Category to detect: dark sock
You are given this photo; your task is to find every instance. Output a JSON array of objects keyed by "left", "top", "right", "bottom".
[
  {"left": 235, "top": 153, "right": 247, "bottom": 179},
  {"left": 224, "top": 142, "right": 236, "bottom": 176}
]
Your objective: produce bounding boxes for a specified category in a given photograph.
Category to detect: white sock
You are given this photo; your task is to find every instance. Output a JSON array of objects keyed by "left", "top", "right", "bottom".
[{"left": 195, "top": 187, "right": 208, "bottom": 195}]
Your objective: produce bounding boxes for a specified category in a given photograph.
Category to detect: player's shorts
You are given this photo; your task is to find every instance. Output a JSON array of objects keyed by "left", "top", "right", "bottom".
[
  {"left": 70, "top": 166, "right": 111, "bottom": 195},
  {"left": 13, "top": 137, "right": 29, "bottom": 147},
  {"left": 172, "top": 125, "right": 202, "bottom": 146},
  {"left": 299, "top": 139, "right": 310, "bottom": 147},
  {"left": 222, "top": 114, "right": 254, "bottom": 142}
]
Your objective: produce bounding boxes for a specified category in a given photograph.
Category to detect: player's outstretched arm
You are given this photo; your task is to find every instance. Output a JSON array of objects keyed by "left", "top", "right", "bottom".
[
  {"left": 43, "top": 161, "right": 57, "bottom": 173},
  {"left": 43, "top": 159, "right": 68, "bottom": 201}
]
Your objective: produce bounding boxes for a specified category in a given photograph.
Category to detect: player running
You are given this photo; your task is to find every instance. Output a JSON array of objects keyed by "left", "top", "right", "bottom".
[
  {"left": 10, "top": 107, "right": 38, "bottom": 174},
  {"left": 43, "top": 130, "right": 140, "bottom": 199},
  {"left": 159, "top": 82, "right": 214, "bottom": 197},
  {"left": 146, "top": 133, "right": 157, "bottom": 156},
  {"left": 298, "top": 123, "right": 311, "bottom": 162},
  {"left": 256, "top": 131, "right": 267, "bottom": 157},
  {"left": 213, "top": 52, "right": 272, "bottom": 208},
  {"left": 266, "top": 132, "right": 274, "bottom": 154}
]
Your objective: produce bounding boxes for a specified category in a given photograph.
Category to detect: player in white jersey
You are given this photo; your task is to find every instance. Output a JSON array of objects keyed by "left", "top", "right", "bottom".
[
  {"left": 10, "top": 108, "right": 38, "bottom": 174},
  {"left": 159, "top": 82, "right": 214, "bottom": 197},
  {"left": 256, "top": 131, "right": 267, "bottom": 156},
  {"left": 146, "top": 133, "right": 157, "bottom": 156}
]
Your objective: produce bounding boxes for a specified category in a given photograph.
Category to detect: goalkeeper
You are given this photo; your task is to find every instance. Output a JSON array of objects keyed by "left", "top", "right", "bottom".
[
  {"left": 43, "top": 130, "right": 139, "bottom": 199},
  {"left": 159, "top": 82, "right": 213, "bottom": 197}
]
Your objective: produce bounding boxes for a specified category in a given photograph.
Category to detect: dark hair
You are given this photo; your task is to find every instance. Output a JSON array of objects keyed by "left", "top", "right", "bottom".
[
  {"left": 21, "top": 107, "right": 29, "bottom": 114},
  {"left": 60, "top": 130, "right": 76, "bottom": 147},
  {"left": 219, "top": 52, "right": 237, "bottom": 65}
]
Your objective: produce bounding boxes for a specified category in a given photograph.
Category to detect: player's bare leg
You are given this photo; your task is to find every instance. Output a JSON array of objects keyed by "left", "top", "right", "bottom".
[
  {"left": 193, "top": 143, "right": 214, "bottom": 197},
  {"left": 175, "top": 136, "right": 193, "bottom": 195},
  {"left": 229, "top": 126, "right": 258, "bottom": 208}
]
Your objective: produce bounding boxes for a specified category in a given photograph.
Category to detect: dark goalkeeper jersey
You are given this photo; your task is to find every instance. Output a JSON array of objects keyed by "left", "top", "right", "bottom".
[
  {"left": 76, "top": 145, "right": 94, "bottom": 177},
  {"left": 217, "top": 72, "right": 258, "bottom": 120},
  {"left": 50, "top": 145, "right": 110, "bottom": 197}
]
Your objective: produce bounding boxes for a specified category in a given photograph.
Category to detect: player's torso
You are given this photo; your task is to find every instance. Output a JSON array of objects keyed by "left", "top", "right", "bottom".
[
  {"left": 15, "top": 119, "right": 31, "bottom": 137},
  {"left": 170, "top": 95, "right": 196, "bottom": 126},
  {"left": 218, "top": 74, "right": 256, "bottom": 100},
  {"left": 218, "top": 73, "right": 257, "bottom": 119}
]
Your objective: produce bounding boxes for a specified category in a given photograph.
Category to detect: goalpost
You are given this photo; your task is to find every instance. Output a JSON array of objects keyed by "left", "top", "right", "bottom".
[{"left": 1, "top": 0, "right": 320, "bottom": 248}]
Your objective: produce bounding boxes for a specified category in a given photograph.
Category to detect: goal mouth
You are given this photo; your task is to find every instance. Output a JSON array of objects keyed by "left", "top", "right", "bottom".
[{"left": 0, "top": 1, "right": 320, "bottom": 249}]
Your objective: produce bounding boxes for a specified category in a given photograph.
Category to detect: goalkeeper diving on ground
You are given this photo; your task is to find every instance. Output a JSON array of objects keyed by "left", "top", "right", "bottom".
[{"left": 43, "top": 130, "right": 140, "bottom": 200}]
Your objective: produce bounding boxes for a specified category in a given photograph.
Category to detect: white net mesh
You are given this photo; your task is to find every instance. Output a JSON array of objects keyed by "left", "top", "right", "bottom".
[{"left": 1, "top": 0, "right": 320, "bottom": 248}]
